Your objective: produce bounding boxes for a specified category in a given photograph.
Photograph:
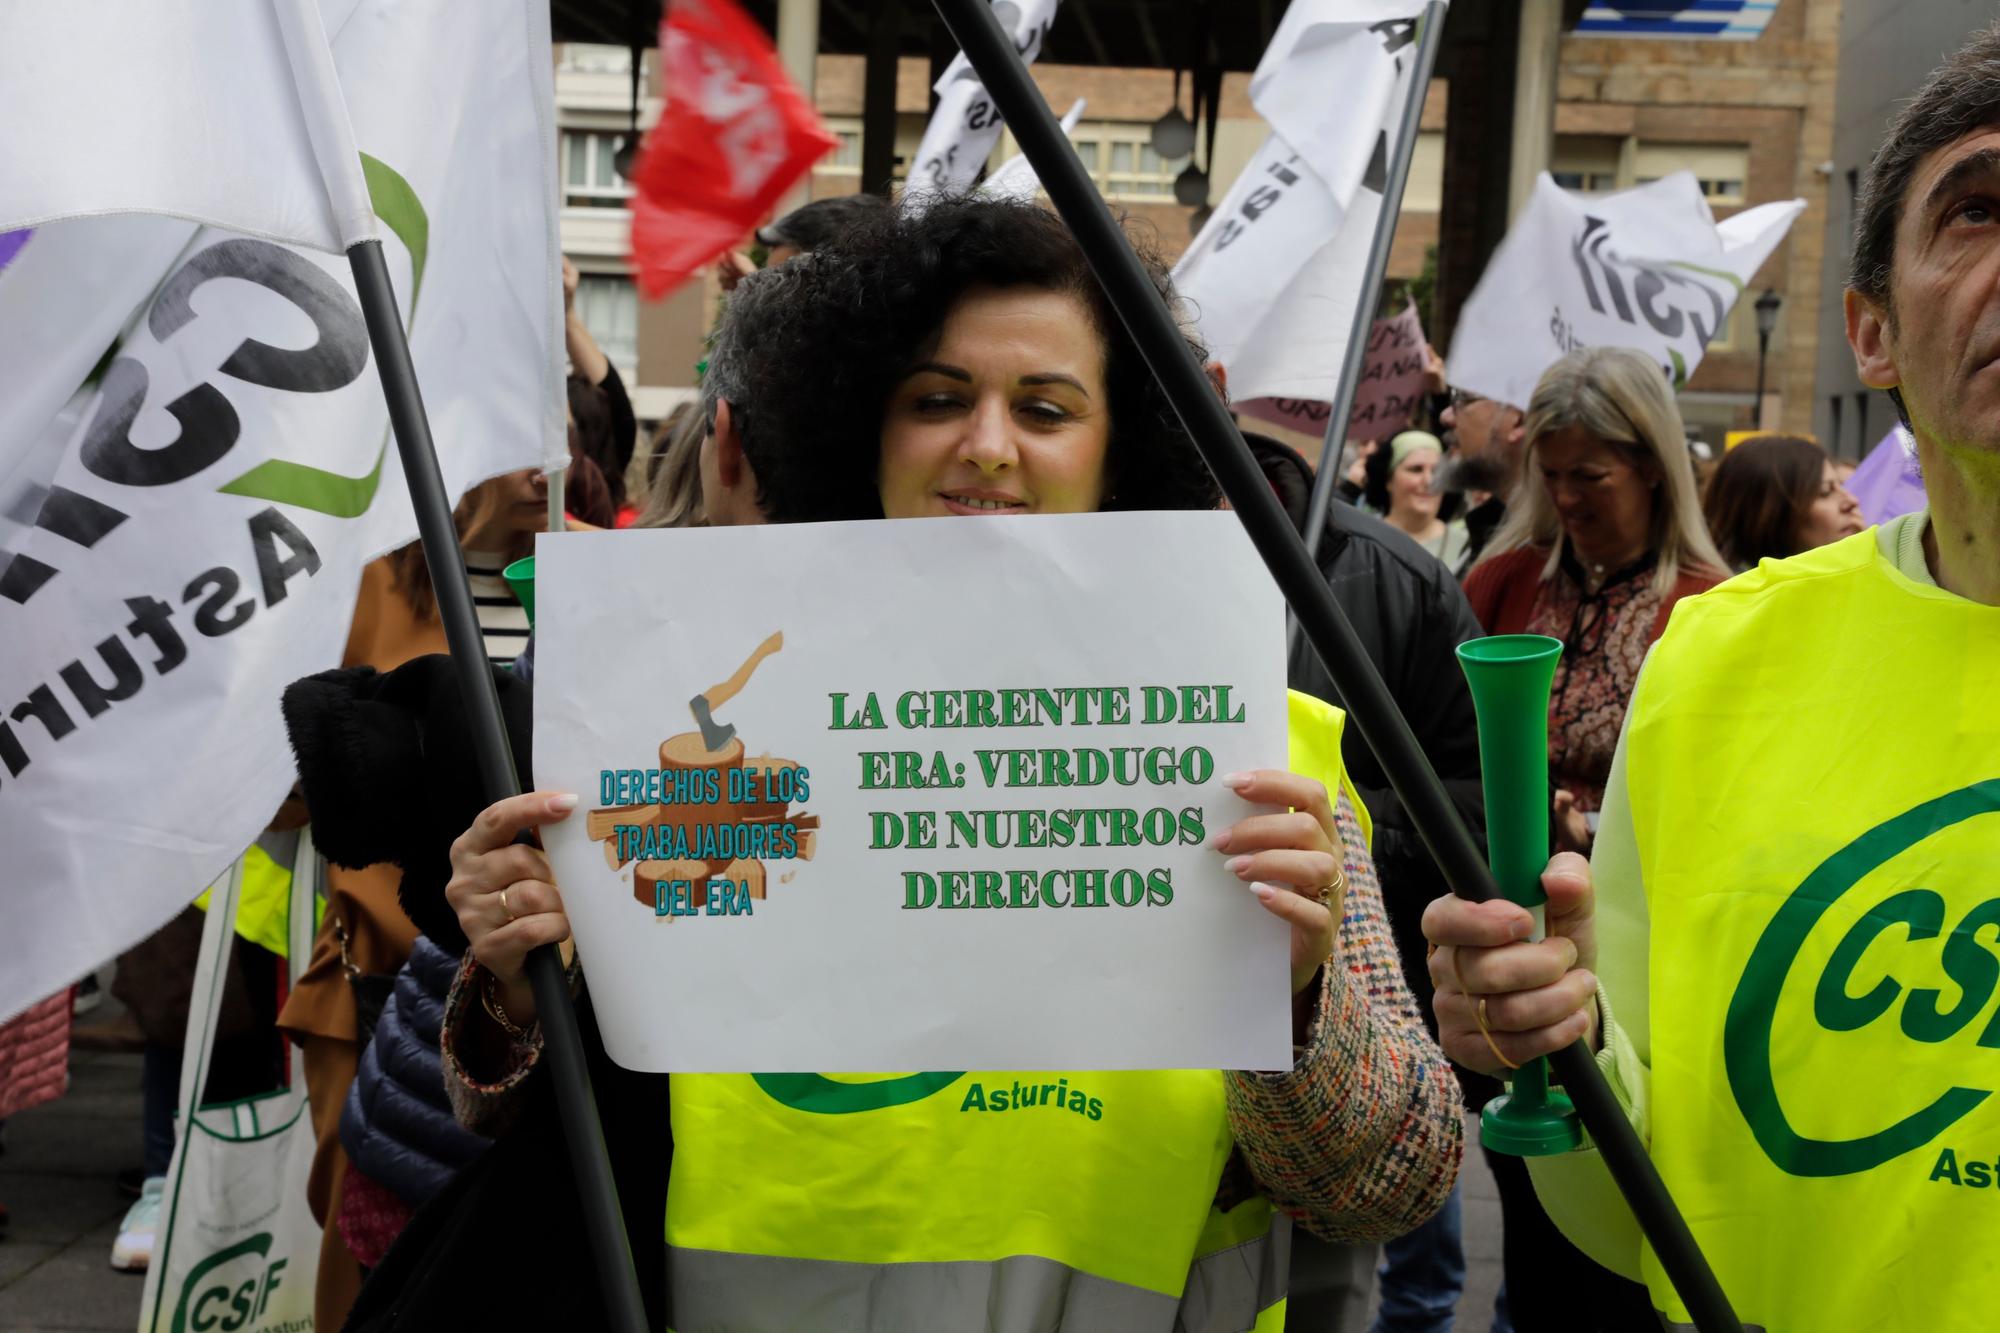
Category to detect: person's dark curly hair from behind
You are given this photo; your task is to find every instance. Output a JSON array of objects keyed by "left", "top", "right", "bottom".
[{"left": 701, "top": 196, "right": 1221, "bottom": 521}]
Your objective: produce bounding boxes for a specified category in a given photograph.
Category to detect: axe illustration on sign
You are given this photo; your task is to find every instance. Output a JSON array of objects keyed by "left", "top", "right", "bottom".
[{"left": 689, "top": 631, "right": 784, "bottom": 751}]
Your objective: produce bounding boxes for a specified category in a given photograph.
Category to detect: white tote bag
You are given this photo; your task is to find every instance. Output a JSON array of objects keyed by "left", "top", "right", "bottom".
[{"left": 138, "top": 832, "right": 323, "bottom": 1333}]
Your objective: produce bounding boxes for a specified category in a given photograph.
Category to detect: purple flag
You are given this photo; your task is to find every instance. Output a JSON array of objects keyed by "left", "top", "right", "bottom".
[
  {"left": 1847, "top": 426, "right": 1927, "bottom": 526},
  {"left": 0, "top": 229, "right": 28, "bottom": 273}
]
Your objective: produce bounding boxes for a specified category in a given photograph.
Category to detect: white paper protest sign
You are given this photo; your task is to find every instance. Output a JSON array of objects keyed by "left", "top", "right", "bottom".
[
  {"left": 1239, "top": 300, "right": 1427, "bottom": 443},
  {"left": 533, "top": 512, "right": 1293, "bottom": 1073},
  {"left": 1449, "top": 171, "right": 1803, "bottom": 410}
]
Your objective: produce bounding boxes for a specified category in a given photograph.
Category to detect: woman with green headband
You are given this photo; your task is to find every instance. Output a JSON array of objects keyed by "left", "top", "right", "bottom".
[{"left": 1362, "top": 429, "right": 1468, "bottom": 568}]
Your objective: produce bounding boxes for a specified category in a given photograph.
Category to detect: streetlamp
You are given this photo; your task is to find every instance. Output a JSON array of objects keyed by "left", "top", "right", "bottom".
[{"left": 1753, "top": 287, "right": 1782, "bottom": 428}]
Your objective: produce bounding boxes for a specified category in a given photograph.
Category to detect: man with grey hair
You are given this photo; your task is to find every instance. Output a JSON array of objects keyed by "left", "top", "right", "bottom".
[
  {"left": 696, "top": 256, "right": 879, "bottom": 527},
  {"left": 1421, "top": 24, "right": 2000, "bottom": 1333}
]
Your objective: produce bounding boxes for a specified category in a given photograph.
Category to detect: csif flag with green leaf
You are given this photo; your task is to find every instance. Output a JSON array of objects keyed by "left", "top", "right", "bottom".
[{"left": 0, "top": 0, "right": 564, "bottom": 1023}]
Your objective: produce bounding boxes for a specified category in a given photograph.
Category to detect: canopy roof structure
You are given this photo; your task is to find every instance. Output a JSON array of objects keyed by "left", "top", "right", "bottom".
[
  {"left": 548, "top": 0, "right": 1591, "bottom": 351},
  {"left": 551, "top": 0, "right": 1589, "bottom": 74}
]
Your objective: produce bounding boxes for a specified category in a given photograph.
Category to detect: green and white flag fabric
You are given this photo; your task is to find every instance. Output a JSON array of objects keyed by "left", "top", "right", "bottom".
[
  {"left": 0, "top": 0, "right": 563, "bottom": 1022},
  {"left": 906, "top": 0, "right": 1062, "bottom": 201},
  {"left": 1173, "top": 0, "right": 1435, "bottom": 406},
  {"left": 1448, "top": 171, "right": 1803, "bottom": 409}
]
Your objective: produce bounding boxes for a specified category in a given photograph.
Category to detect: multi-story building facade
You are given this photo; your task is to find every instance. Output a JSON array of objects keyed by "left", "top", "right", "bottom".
[
  {"left": 1545, "top": 0, "right": 1839, "bottom": 442},
  {"left": 1812, "top": 0, "right": 1990, "bottom": 458},
  {"left": 557, "top": 0, "right": 1837, "bottom": 451}
]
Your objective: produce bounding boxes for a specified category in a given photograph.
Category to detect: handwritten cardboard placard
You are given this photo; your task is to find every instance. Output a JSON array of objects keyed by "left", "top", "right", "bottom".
[
  {"left": 1238, "top": 300, "right": 1429, "bottom": 445},
  {"left": 533, "top": 512, "right": 1293, "bottom": 1073}
]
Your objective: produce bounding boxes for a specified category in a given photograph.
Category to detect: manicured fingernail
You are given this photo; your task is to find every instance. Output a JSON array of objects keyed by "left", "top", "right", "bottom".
[
  {"left": 1222, "top": 772, "right": 1253, "bottom": 791},
  {"left": 1226, "top": 855, "right": 1253, "bottom": 877},
  {"left": 548, "top": 793, "right": 579, "bottom": 814},
  {"left": 1208, "top": 827, "right": 1234, "bottom": 850},
  {"left": 1250, "top": 882, "right": 1277, "bottom": 902}
]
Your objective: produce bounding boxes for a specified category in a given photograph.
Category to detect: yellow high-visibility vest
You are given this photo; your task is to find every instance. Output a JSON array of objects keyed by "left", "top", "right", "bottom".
[
  {"left": 1626, "top": 530, "right": 2000, "bottom": 1332},
  {"left": 661, "top": 692, "right": 1363, "bottom": 1332},
  {"left": 192, "top": 842, "right": 300, "bottom": 959}
]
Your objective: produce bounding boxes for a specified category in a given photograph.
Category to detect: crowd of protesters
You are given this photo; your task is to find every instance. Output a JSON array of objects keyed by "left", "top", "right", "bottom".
[{"left": 7, "top": 21, "right": 1995, "bottom": 1333}]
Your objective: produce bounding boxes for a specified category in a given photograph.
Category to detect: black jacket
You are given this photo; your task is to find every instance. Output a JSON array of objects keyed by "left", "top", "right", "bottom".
[
  {"left": 1255, "top": 441, "right": 1488, "bottom": 1065},
  {"left": 1288, "top": 502, "right": 1488, "bottom": 938},
  {"left": 340, "top": 935, "right": 492, "bottom": 1210}
]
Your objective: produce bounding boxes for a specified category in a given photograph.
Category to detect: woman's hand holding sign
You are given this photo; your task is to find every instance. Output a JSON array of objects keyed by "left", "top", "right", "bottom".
[
  {"left": 1212, "top": 769, "right": 1345, "bottom": 997},
  {"left": 446, "top": 790, "right": 580, "bottom": 1028}
]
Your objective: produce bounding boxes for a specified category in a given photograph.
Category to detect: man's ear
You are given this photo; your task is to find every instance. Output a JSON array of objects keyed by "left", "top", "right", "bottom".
[
  {"left": 712, "top": 398, "right": 747, "bottom": 488},
  {"left": 1846, "top": 287, "right": 1901, "bottom": 390},
  {"left": 1203, "top": 360, "right": 1229, "bottom": 402}
]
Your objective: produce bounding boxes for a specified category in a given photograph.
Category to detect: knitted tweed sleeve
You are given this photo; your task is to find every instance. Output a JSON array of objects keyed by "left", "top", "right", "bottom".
[
  {"left": 1224, "top": 791, "right": 1465, "bottom": 1244},
  {"left": 440, "top": 951, "right": 560, "bottom": 1137}
]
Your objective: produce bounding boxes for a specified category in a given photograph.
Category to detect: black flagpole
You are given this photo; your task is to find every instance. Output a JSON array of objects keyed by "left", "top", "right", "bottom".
[
  {"left": 927, "top": 1, "right": 1741, "bottom": 1328},
  {"left": 348, "top": 240, "right": 650, "bottom": 1333}
]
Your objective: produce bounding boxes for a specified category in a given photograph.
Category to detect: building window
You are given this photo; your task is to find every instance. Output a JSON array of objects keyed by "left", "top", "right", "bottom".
[
  {"left": 1403, "top": 130, "right": 1445, "bottom": 212},
  {"left": 1066, "top": 124, "right": 1189, "bottom": 202},
  {"left": 562, "top": 130, "right": 631, "bottom": 209},
  {"left": 1634, "top": 142, "right": 1748, "bottom": 205},
  {"left": 573, "top": 271, "right": 638, "bottom": 378},
  {"left": 1552, "top": 135, "right": 1622, "bottom": 195},
  {"left": 557, "top": 43, "right": 633, "bottom": 74},
  {"left": 817, "top": 118, "right": 862, "bottom": 177}
]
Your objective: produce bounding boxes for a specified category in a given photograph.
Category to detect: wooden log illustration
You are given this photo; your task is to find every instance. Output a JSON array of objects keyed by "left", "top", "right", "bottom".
[
  {"left": 588, "top": 803, "right": 661, "bottom": 841},
  {"left": 634, "top": 858, "right": 720, "bottom": 910},
  {"left": 735, "top": 754, "right": 804, "bottom": 820}
]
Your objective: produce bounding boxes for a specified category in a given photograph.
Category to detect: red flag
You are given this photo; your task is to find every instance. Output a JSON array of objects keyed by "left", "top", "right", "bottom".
[{"left": 628, "top": 0, "right": 838, "bottom": 299}]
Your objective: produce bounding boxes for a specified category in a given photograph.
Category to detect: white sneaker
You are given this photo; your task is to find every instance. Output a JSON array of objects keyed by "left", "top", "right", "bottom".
[{"left": 110, "top": 1176, "right": 164, "bottom": 1271}]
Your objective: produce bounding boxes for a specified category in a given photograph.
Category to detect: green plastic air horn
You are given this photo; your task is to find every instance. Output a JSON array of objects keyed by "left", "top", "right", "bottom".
[
  {"left": 502, "top": 555, "right": 536, "bottom": 626},
  {"left": 1456, "top": 634, "right": 1584, "bottom": 1156}
]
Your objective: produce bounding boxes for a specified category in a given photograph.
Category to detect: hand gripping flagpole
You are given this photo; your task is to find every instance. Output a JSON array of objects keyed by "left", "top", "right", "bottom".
[
  {"left": 272, "top": 5, "right": 648, "bottom": 1329},
  {"left": 928, "top": 1, "right": 1742, "bottom": 1328}
]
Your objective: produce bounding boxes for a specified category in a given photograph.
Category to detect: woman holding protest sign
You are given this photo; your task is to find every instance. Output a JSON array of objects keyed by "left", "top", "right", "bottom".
[{"left": 346, "top": 199, "right": 1460, "bottom": 1332}]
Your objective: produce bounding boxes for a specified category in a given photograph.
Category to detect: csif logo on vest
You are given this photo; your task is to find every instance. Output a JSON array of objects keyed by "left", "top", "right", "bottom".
[
  {"left": 1725, "top": 780, "right": 2000, "bottom": 1178},
  {"left": 169, "top": 1233, "right": 302, "bottom": 1333},
  {"left": 753, "top": 1071, "right": 966, "bottom": 1114}
]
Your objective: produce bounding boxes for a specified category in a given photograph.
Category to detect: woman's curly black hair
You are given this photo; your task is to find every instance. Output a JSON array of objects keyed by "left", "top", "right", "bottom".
[{"left": 703, "top": 196, "right": 1221, "bottom": 522}]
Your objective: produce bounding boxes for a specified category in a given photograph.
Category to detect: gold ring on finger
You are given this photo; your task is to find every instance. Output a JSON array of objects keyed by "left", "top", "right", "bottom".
[{"left": 500, "top": 887, "right": 516, "bottom": 923}]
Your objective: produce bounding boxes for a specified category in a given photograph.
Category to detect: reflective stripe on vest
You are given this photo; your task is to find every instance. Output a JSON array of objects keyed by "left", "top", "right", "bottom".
[
  {"left": 1627, "top": 530, "right": 2000, "bottom": 1332},
  {"left": 666, "top": 1208, "right": 1287, "bottom": 1333},
  {"left": 660, "top": 692, "right": 1352, "bottom": 1331}
]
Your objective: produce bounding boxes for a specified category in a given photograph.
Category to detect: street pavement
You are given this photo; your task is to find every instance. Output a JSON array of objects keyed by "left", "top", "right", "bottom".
[
  {"left": 0, "top": 997, "right": 1505, "bottom": 1332},
  {"left": 0, "top": 1041, "right": 147, "bottom": 1333}
]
